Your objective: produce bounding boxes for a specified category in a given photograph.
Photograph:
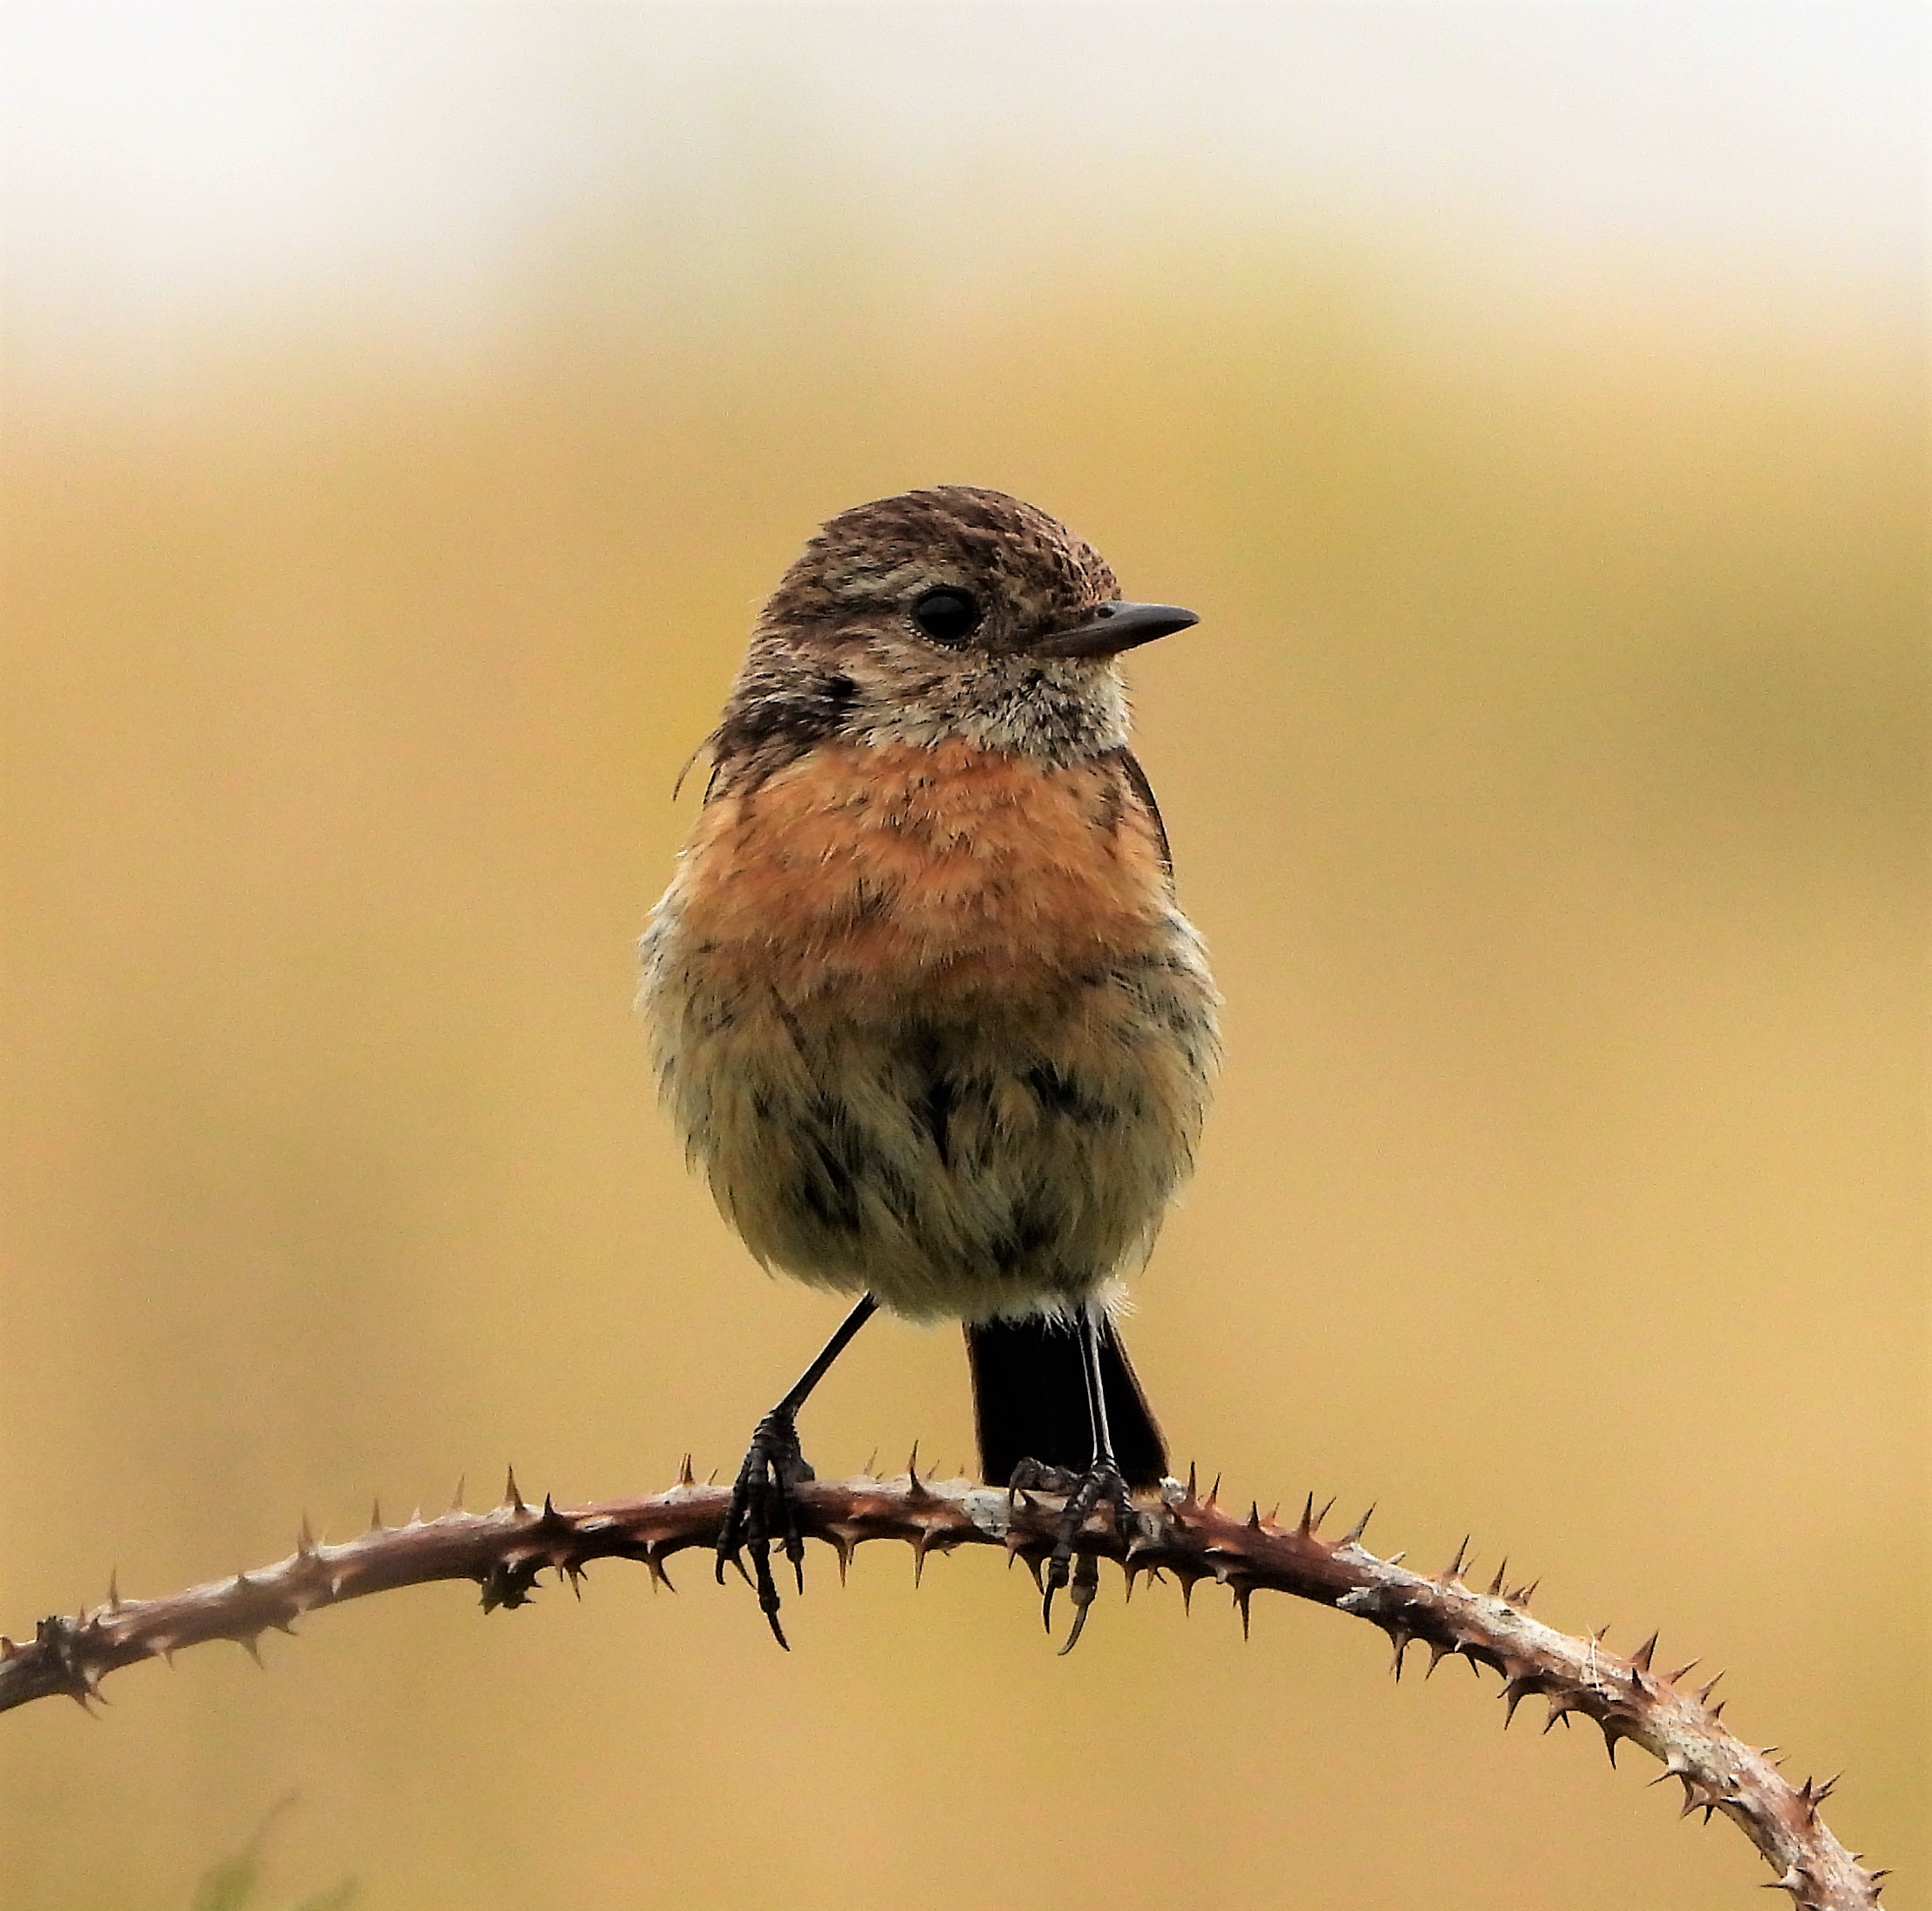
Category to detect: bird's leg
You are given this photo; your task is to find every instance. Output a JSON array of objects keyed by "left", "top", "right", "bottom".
[
  {"left": 1023, "top": 1308, "right": 1137, "bottom": 1651},
  {"left": 716, "top": 1291, "right": 878, "bottom": 1649}
]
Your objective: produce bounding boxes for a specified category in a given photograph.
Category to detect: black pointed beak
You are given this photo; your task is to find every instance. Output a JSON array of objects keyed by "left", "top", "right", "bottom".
[{"left": 1034, "top": 600, "right": 1200, "bottom": 659}]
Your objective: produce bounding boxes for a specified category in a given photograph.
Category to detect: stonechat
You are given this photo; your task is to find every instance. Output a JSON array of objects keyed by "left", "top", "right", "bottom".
[{"left": 639, "top": 486, "right": 1219, "bottom": 1646}]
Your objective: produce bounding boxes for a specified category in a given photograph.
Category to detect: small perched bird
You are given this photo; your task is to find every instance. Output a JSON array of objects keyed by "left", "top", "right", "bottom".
[{"left": 639, "top": 486, "right": 1219, "bottom": 1646}]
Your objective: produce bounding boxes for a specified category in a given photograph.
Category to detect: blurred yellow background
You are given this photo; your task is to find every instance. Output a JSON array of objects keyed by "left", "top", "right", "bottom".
[{"left": 1, "top": 7, "right": 1923, "bottom": 1908}]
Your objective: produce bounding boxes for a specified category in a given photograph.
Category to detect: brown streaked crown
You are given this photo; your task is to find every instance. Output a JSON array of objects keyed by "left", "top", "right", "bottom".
[
  {"left": 759, "top": 486, "right": 1121, "bottom": 654},
  {"left": 708, "top": 486, "right": 1177, "bottom": 783}
]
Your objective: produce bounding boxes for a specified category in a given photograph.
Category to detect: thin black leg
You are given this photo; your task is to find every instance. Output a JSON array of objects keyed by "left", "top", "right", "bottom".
[
  {"left": 1077, "top": 1309, "right": 1117, "bottom": 1467},
  {"left": 1029, "top": 1306, "right": 1137, "bottom": 1649},
  {"left": 717, "top": 1292, "right": 879, "bottom": 1648},
  {"left": 777, "top": 1292, "right": 879, "bottom": 1415}
]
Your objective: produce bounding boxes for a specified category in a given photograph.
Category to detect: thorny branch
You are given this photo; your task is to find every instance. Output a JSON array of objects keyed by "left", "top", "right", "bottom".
[{"left": 1, "top": 1465, "right": 1883, "bottom": 1910}]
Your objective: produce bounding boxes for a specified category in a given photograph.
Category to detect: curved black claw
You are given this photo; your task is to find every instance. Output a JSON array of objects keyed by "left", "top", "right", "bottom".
[
  {"left": 716, "top": 1407, "right": 816, "bottom": 1648},
  {"left": 1010, "top": 1456, "right": 1135, "bottom": 1649}
]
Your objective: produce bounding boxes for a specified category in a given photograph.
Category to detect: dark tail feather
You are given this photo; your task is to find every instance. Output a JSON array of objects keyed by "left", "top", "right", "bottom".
[{"left": 965, "top": 1315, "right": 1169, "bottom": 1489}]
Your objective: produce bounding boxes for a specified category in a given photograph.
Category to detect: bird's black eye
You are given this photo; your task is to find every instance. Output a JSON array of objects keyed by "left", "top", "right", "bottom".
[{"left": 911, "top": 587, "right": 981, "bottom": 646}]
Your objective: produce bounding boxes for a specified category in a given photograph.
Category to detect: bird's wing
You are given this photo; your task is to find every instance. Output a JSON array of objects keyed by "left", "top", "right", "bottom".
[{"left": 1108, "top": 744, "right": 1174, "bottom": 888}]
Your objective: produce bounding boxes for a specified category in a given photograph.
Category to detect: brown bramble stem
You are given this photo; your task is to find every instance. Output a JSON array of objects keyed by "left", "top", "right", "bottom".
[{"left": 0, "top": 1465, "right": 1882, "bottom": 1910}]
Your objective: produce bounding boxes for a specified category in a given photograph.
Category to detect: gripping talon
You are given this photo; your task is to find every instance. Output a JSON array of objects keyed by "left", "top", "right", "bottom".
[
  {"left": 1059, "top": 1553, "right": 1100, "bottom": 1655},
  {"left": 1012, "top": 1454, "right": 1133, "bottom": 1651},
  {"left": 717, "top": 1407, "right": 815, "bottom": 1647}
]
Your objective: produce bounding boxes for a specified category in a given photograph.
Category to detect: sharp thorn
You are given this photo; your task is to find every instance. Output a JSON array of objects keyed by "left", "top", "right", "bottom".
[
  {"left": 1342, "top": 1504, "right": 1375, "bottom": 1546},
  {"left": 1501, "top": 1676, "right": 1537, "bottom": 1726}
]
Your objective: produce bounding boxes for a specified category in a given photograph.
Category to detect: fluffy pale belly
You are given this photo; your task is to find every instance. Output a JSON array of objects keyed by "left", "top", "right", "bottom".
[{"left": 640, "top": 741, "right": 1219, "bottom": 1322}]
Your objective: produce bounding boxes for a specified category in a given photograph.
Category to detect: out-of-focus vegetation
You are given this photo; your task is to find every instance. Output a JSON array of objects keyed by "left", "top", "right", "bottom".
[
  {"left": 185, "top": 1802, "right": 354, "bottom": 1911},
  {"left": 1, "top": 11, "right": 1922, "bottom": 1911}
]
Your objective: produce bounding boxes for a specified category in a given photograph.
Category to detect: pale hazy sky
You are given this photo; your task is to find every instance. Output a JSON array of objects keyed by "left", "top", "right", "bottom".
[{"left": 3, "top": 3, "right": 1923, "bottom": 366}]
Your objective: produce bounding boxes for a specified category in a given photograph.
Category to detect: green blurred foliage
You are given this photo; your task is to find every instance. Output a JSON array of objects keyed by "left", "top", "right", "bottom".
[{"left": 183, "top": 1799, "right": 354, "bottom": 1911}]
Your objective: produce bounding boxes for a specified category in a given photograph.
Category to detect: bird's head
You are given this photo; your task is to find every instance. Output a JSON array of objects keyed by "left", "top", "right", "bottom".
[{"left": 711, "top": 486, "right": 1197, "bottom": 774}]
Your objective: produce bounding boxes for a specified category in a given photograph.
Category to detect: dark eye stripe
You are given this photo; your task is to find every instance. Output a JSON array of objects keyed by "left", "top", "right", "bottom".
[{"left": 911, "top": 588, "right": 981, "bottom": 646}]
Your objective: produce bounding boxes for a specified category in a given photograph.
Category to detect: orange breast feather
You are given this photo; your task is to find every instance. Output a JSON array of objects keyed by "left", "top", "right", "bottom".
[{"left": 675, "top": 740, "right": 1172, "bottom": 1004}]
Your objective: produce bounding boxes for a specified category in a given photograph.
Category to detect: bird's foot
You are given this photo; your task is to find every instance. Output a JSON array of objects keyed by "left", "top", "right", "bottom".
[
  {"left": 716, "top": 1406, "right": 816, "bottom": 1649},
  {"left": 1009, "top": 1456, "right": 1135, "bottom": 1653}
]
